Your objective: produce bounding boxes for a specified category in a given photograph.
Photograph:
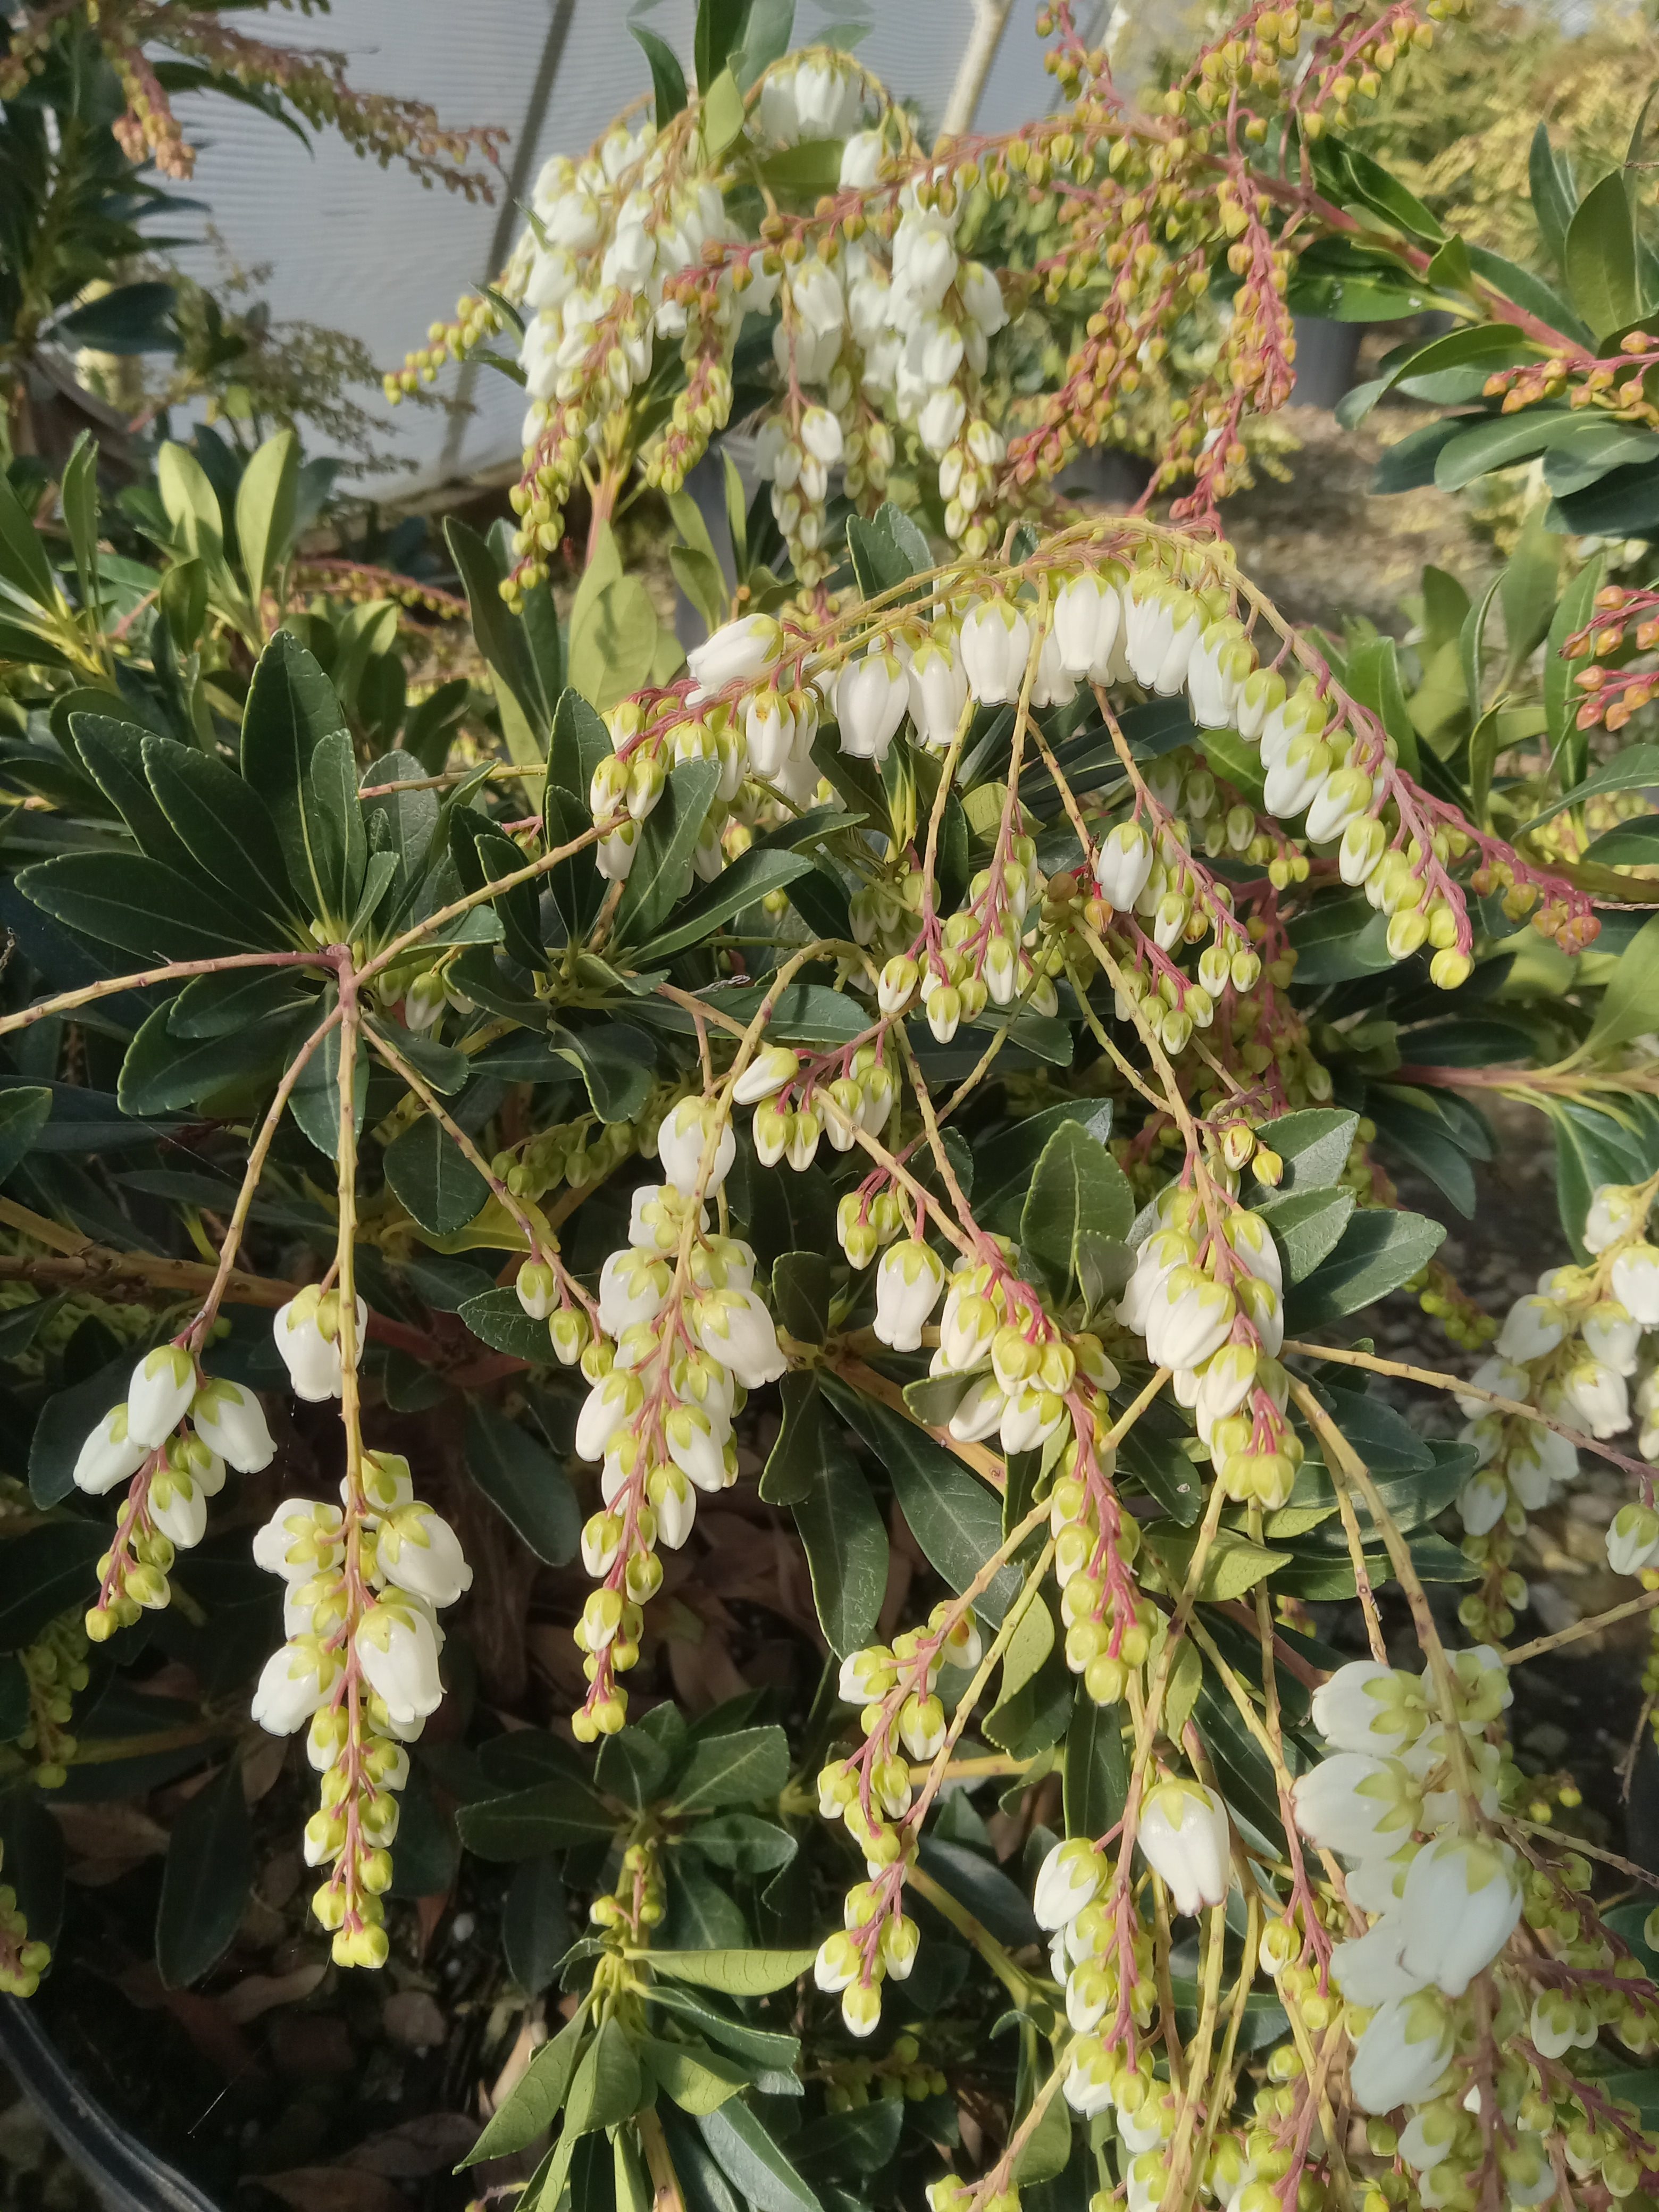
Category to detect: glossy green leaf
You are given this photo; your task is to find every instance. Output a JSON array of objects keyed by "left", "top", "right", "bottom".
[
  {"left": 155, "top": 1760, "right": 252, "bottom": 1988},
  {"left": 698, "top": 2096, "right": 822, "bottom": 2212},
  {"left": 241, "top": 631, "right": 352, "bottom": 919},
  {"left": 647, "top": 2038, "right": 752, "bottom": 2115},
  {"left": 611, "top": 759, "right": 721, "bottom": 949},
  {"left": 632, "top": 22, "right": 689, "bottom": 124},
  {"left": 1065, "top": 1689, "right": 1129, "bottom": 1838},
  {"left": 670, "top": 1726, "right": 790, "bottom": 1814},
  {"left": 18, "top": 853, "right": 279, "bottom": 961},
  {"left": 630, "top": 847, "right": 814, "bottom": 962},
  {"left": 793, "top": 1430, "right": 887, "bottom": 1658},
  {"left": 463, "top": 1402, "right": 580, "bottom": 1565},
  {"left": 234, "top": 429, "right": 298, "bottom": 605},
  {"left": 1566, "top": 172, "right": 1639, "bottom": 338},
  {"left": 502, "top": 1855, "right": 571, "bottom": 1998},
  {"left": 1020, "top": 1119, "right": 1134, "bottom": 1303},
  {"left": 1253, "top": 1108, "right": 1358, "bottom": 1192},
  {"left": 1256, "top": 1185, "right": 1356, "bottom": 1281},
  {"left": 647, "top": 1947, "right": 815, "bottom": 1997},
  {"left": 456, "top": 1777, "right": 615, "bottom": 1859},
  {"left": 1284, "top": 1207, "right": 1446, "bottom": 1326},
  {"left": 0, "top": 1087, "right": 52, "bottom": 1185},
  {"left": 383, "top": 1115, "right": 490, "bottom": 1236}
]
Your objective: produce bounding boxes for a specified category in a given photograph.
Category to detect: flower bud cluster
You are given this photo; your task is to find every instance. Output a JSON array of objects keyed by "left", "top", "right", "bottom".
[
  {"left": 736, "top": 1040, "right": 897, "bottom": 1180},
  {"left": 248, "top": 1452, "right": 472, "bottom": 1966},
  {"left": 815, "top": 1602, "right": 981, "bottom": 2035},
  {"left": 14, "top": 1612, "right": 89, "bottom": 1789},
  {"left": 0, "top": 1840, "right": 49, "bottom": 1999},
  {"left": 570, "top": 1124, "right": 784, "bottom": 1740},
  {"left": 73, "top": 1345, "right": 275, "bottom": 1636}
]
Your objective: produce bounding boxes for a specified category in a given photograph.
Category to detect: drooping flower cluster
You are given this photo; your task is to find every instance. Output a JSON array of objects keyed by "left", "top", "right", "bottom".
[
  {"left": 1291, "top": 1649, "right": 1657, "bottom": 2168},
  {"left": 73, "top": 1342, "right": 275, "bottom": 1633},
  {"left": 816, "top": 1603, "right": 981, "bottom": 2035},
  {"left": 1119, "top": 1183, "right": 1297, "bottom": 1507},
  {"left": 568, "top": 1098, "right": 785, "bottom": 1739},
  {"left": 248, "top": 1446, "right": 472, "bottom": 1966},
  {"left": 1454, "top": 1175, "right": 1659, "bottom": 1639}
]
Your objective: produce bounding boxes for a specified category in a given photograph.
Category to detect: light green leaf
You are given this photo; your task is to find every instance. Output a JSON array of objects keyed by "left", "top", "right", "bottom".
[
  {"left": 234, "top": 429, "right": 298, "bottom": 607},
  {"left": 1256, "top": 1186, "right": 1356, "bottom": 1282},
  {"left": 1284, "top": 1207, "right": 1446, "bottom": 1325},
  {"left": 646, "top": 2037, "right": 752, "bottom": 2115},
  {"left": 793, "top": 1431, "right": 887, "bottom": 1658},
  {"left": 698, "top": 2097, "right": 823, "bottom": 2212},
  {"left": 1566, "top": 172, "right": 1640, "bottom": 339},
  {"left": 1585, "top": 907, "right": 1659, "bottom": 1057},
  {"left": 1020, "top": 1119, "right": 1134, "bottom": 1303},
  {"left": 643, "top": 1948, "right": 815, "bottom": 1997},
  {"left": 462, "top": 2008, "right": 589, "bottom": 2162}
]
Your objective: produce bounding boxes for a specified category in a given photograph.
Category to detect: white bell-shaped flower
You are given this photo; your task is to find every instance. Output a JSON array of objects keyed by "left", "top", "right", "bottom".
[
  {"left": 1053, "top": 573, "right": 1121, "bottom": 681},
  {"left": 686, "top": 614, "right": 780, "bottom": 692},
  {"left": 1310, "top": 1660, "right": 1426, "bottom": 1754},
  {"left": 1396, "top": 1835, "right": 1522, "bottom": 1996},
  {"left": 834, "top": 649, "right": 909, "bottom": 763},
  {"left": 1560, "top": 1356, "right": 1630, "bottom": 1438},
  {"left": 128, "top": 1345, "right": 196, "bottom": 1448},
  {"left": 907, "top": 632, "right": 968, "bottom": 751},
  {"left": 959, "top": 599, "right": 1032, "bottom": 705},
  {"left": 189, "top": 1377, "right": 276, "bottom": 1472},
  {"left": 377, "top": 1506, "right": 473, "bottom": 1608},
  {"left": 1137, "top": 1780, "right": 1231, "bottom": 1915},
  {"left": 874, "top": 1239, "right": 946, "bottom": 1353},
  {"left": 1497, "top": 1294, "right": 1566, "bottom": 1363},
  {"left": 1350, "top": 1991, "right": 1455, "bottom": 2115},
  {"left": 575, "top": 1369, "right": 644, "bottom": 1463},
  {"left": 1291, "top": 1752, "right": 1421, "bottom": 1857},
  {"left": 1612, "top": 1244, "right": 1659, "bottom": 1325},
  {"left": 658, "top": 1095, "right": 735, "bottom": 1200},
  {"left": 1034, "top": 1838, "right": 1103, "bottom": 1930},
  {"left": 1095, "top": 820, "right": 1155, "bottom": 910},
  {"left": 73, "top": 1403, "right": 150, "bottom": 1496},
  {"left": 354, "top": 1596, "right": 446, "bottom": 1726},
  {"left": 694, "top": 1287, "right": 786, "bottom": 1387},
  {"left": 1607, "top": 1501, "right": 1659, "bottom": 1576},
  {"left": 1585, "top": 1183, "right": 1643, "bottom": 1254},
  {"left": 1329, "top": 1912, "right": 1426, "bottom": 2007},
  {"left": 252, "top": 1636, "right": 340, "bottom": 1735}
]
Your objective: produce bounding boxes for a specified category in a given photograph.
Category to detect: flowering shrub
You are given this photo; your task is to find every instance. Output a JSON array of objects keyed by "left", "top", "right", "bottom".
[{"left": 3, "top": 0, "right": 1659, "bottom": 2206}]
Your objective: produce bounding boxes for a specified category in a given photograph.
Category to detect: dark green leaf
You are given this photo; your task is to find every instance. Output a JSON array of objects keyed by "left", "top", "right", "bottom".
[
  {"left": 240, "top": 631, "right": 351, "bottom": 921},
  {"left": 633, "top": 23, "right": 690, "bottom": 126},
  {"left": 155, "top": 1761, "right": 252, "bottom": 1988},
  {"left": 698, "top": 2098, "right": 822, "bottom": 2212},
  {"left": 457, "top": 1284, "right": 552, "bottom": 1363},
  {"left": 18, "top": 852, "right": 279, "bottom": 962},
  {"left": 118, "top": 1000, "right": 293, "bottom": 1115},
  {"left": 1566, "top": 172, "right": 1639, "bottom": 338},
  {"left": 631, "top": 848, "right": 813, "bottom": 962},
  {"left": 463, "top": 1402, "right": 580, "bottom": 1565},
  {"left": 670, "top": 1727, "right": 789, "bottom": 1814},
  {"left": 502, "top": 1856, "right": 571, "bottom": 1998},
  {"left": 383, "top": 1115, "right": 490, "bottom": 1236},
  {"left": 457, "top": 1778, "right": 615, "bottom": 1859},
  {"left": 1256, "top": 1186, "right": 1356, "bottom": 1281},
  {"left": 1020, "top": 1120, "right": 1133, "bottom": 1302},
  {"left": 1065, "top": 1690, "right": 1128, "bottom": 1838},
  {"left": 793, "top": 1431, "right": 887, "bottom": 1657},
  {"left": 1284, "top": 1208, "right": 1446, "bottom": 1326},
  {"left": 0, "top": 1087, "right": 52, "bottom": 1185},
  {"left": 1253, "top": 1108, "right": 1358, "bottom": 1191}
]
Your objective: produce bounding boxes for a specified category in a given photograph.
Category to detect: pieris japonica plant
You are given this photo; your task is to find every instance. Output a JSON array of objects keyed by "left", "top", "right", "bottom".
[{"left": 4, "top": 0, "right": 1659, "bottom": 2205}]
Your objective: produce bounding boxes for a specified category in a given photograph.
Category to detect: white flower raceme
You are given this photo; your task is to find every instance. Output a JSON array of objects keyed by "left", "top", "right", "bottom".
[
  {"left": 189, "top": 1379, "right": 276, "bottom": 1472},
  {"left": 127, "top": 1345, "right": 196, "bottom": 1448},
  {"left": 1136, "top": 1779, "right": 1231, "bottom": 1914},
  {"left": 874, "top": 1238, "right": 946, "bottom": 1352}
]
